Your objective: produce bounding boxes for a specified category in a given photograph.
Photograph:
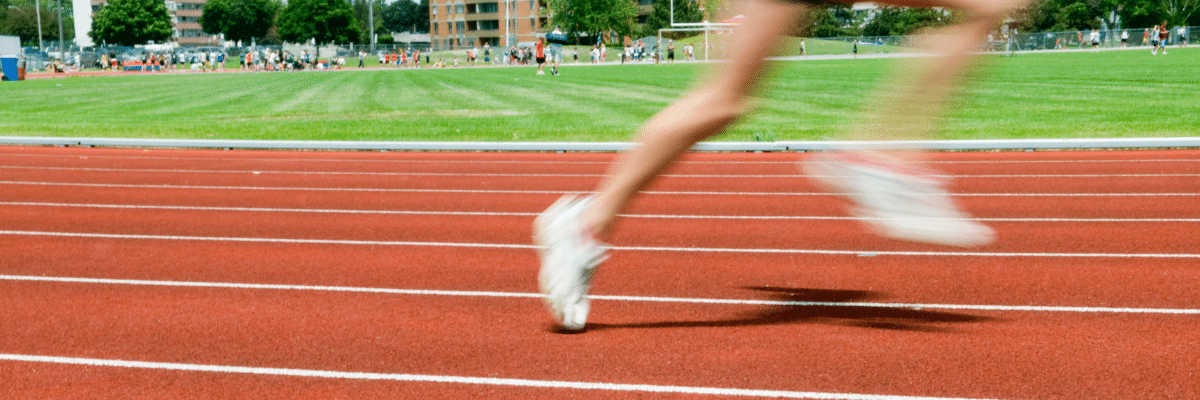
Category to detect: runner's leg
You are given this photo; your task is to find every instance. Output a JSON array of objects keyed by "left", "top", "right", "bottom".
[{"left": 584, "top": 0, "right": 806, "bottom": 236}]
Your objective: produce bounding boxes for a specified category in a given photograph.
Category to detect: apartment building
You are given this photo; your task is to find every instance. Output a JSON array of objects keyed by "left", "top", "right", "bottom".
[
  {"left": 429, "top": 0, "right": 547, "bottom": 50},
  {"left": 169, "top": 0, "right": 220, "bottom": 46}
]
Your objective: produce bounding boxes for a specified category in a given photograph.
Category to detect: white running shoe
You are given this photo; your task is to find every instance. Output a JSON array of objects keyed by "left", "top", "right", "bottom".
[
  {"left": 534, "top": 195, "right": 608, "bottom": 331},
  {"left": 806, "top": 152, "right": 995, "bottom": 247}
]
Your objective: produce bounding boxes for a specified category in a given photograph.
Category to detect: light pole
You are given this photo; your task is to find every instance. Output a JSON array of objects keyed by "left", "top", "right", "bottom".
[
  {"left": 57, "top": 0, "right": 64, "bottom": 58},
  {"left": 35, "top": 0, "right": 44, "bottom": 53},
  {"left": 369, "top": 0, "right": 374, "bottom": 51}
]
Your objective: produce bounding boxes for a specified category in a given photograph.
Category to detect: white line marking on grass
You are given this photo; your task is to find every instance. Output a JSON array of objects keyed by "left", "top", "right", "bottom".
[
  {"left": 3, "top": 152, "right": 1199, "bottom": 165},
  {"left": 3, "top": 274, "right": 1198, "bottom": 315},
  {"left": 3, "top": 230, "right": 1199, "bottom": 258},
  {"left": 0, "top": 353, "right": 997, "bottom": 400},
  {"left": 3, "top": 181, "right": 1199, "bottom": 197},
  {"left": 4, "top": 165, "right": 1199, "bottom": 179},
  {"left": 5, "top": 202, "right": 1200, "bottom": 222}
]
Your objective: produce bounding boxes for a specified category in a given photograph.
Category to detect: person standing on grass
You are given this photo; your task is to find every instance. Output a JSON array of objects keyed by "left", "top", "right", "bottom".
[
  {"left": 534, "top": 0, "right": 1026, "bottom": 332},
  {"left": 1121, "top": 30, "right": 1128, "bottom": 47},
  {"left": 535, "top": 36, "right": 547, "bottom": 75},
  {"left": 1153, "top": 23, "right": 1168, "bottom": 55},
  {"left": 1090, "top": 29, "right": 1100, "bottom": 52},
  {"left": 548, "top": 26, "right": 565, "bottom": 75},
  {"left": 1178, "top": 26, "right": 1187, "bottom": 47}
]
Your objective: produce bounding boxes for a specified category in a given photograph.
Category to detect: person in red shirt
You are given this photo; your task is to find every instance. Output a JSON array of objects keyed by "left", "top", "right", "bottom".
[
  {"left": 535, "top": 37, "right": 547, "bottom": 75},
  {"left": 1155, "top": 22, "right": 1170, "bottom": 55}
]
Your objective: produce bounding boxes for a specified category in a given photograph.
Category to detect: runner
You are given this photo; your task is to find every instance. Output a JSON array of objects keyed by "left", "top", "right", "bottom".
[{"left": 534, "top": 0, "right": 1025, "bottom": 332}]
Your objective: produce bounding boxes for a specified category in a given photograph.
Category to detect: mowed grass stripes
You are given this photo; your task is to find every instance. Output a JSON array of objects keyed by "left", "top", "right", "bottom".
[{"left": 3, "top": 48, "right": 1198, "bottom": 142}]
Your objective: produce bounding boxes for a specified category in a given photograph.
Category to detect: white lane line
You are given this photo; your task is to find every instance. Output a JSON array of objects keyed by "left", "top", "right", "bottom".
[
  {"left": 3, "top": 152, "right": 1199, "bottom": 165},
  {"left": 4, "top": 202, "right": 1200, "bottom": 222},
  {"left": 3, "top": 165, "right": 1199, "bottom": 179},
  {"left": 3, "top": 181, "right": 1198, "bottom": 197},
  {"left": 3, "top": 274, "right": 1197, "bottom": 315},
  {"left": 0, "top": 354, "right": 996, "bottom": 400},
  {"left": 3, "top": 230, "right": 1199, "bottom": 258}
]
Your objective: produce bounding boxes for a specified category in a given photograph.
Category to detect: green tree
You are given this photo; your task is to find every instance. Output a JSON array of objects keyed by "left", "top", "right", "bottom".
[
  {"left": 382, "top": 0, "right": 423, "bottom": 33},
  {"left": 861, "top": 6, "right": 952, "bottom": 37},
  {"left": 1158, "top": 0, "right": 1200, "bottom": 25},
  {"left": 0, "top": 0, "right": 9, "bottom": 36},
  {"left": 200, "top": 0, "right": 278, "bottom": 45},
  {"left": 806, "top": 5, "right": 861, "bottom": 37},
  {"left": 1118, "top": 0, "right": 1164, "bottom": 27},
  {"left": 1, "top": 0, "right": 75, "bottom": 47},
  {"left": 90, "top": 0, "right": 170, "bottom": 45},
  {"left": 277, "top": 0, "right": 360, "bottom": 46},
  {"left": 639, "top": 0, "right": 704, "bottom": 38},
  {"left": 1055, "top": 2, "right": 1100, "bottom": 30},
  {"left": 546, "top": 0, "right": 639, "bottom": 43},
  {"left": 90, "top": 0, "right": 171, "bottom": 46}
]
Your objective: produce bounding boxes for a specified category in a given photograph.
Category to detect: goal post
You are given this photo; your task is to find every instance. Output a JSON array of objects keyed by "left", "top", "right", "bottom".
[{"left": 657, "top": 24, "right": 738, "bottom": 62}]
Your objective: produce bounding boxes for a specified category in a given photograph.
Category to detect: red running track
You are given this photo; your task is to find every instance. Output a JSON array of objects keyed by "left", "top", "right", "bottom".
[{"left": 1, "top": 146, "right": 1199, "bottom": 399}]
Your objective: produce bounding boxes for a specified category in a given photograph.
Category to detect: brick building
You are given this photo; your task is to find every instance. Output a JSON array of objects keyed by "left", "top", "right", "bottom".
[
  {"left": 429, "top": 0, "right": 539, "bottom": 50},
  {"left": 428, "top": 0, "right": 660, "bottom": 51}
]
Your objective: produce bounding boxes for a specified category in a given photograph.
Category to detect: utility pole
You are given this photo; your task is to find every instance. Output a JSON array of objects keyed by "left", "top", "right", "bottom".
[
  {"left": 369, "top": 0, "right": 375, "bottom": 51},
  {"left": 35, "top": 0, "right": 44, "bottom": 53},
  {"left": 57, "top": 0, "right": 64, "bottom": 57}
]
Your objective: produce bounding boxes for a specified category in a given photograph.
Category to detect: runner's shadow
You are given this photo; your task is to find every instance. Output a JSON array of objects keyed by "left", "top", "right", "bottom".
[{"left": 585, "top": 286, "right": 995, "bottom": 333}]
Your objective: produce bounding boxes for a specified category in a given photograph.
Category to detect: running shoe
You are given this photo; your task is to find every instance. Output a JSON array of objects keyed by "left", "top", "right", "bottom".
[
  {"left": 805, "top": 152, "right": 995, "bottom": 247},
  {"left": 534, "top": 195, "right": 608, "bottom": 331}
]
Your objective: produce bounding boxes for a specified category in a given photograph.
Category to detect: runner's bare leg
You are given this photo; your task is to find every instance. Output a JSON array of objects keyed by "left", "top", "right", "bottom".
[
  {"left": 585, "top": 0, "right": 806, "bottom": 236},
  {"left": 584, "top": 0, "right": 1025, "bottom": 236}
]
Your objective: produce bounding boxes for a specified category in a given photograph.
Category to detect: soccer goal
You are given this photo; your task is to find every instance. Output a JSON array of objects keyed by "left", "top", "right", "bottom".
[{"left": 657, "top": 23, "right": 739, "bottom": 62}]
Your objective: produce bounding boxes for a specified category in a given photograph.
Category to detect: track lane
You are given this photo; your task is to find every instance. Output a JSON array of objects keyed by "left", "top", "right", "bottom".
[
  {"left": 0, "top": 203, "right": 1197, "bottom": 255},
  {"left": 2, "top": 235, "right": 1198, "bottom": 311},
  {"left": 4, "top": 165, "right": 1200, "bottom": 194},
  {"left": 3, "top": 183, "right": 1200, "bottom": 219},
  {"left": 1, "top": 280, "right": 1196, "bottom": 399},
  {"left": 4, "top": 146, "right": 1200, "bottom": 400}
]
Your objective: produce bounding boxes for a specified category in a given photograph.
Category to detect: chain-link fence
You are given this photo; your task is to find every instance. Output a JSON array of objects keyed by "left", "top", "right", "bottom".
[
  {"left": 19, "top": 25, "right": 1197, "bottom": 72},
  {"left": 812, "top": 26, "right": 1196, "bottom": 55}
]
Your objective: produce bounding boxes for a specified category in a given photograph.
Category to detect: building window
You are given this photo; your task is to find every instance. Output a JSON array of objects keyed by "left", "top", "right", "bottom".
[
  {"left": 477, "top": 3, "right": 498, "bottom": 13},
  {"left": 455, "top": 4, "right": 463, "bottom": 13},
  {"left": 478, "top": 20, "right": 498, "bottom": 30},
  {"left": 456, "top": 21, "right": 465, "bottom": 31}
]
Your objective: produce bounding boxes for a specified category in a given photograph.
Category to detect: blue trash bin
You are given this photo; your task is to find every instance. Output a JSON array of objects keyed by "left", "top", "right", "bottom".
[{"left": 0, "top": 57, "right": 18, "bottom": 81}]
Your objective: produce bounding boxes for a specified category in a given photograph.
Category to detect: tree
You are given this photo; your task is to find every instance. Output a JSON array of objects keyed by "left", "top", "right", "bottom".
[
  {"left": 382, "top": 0, "right": 427, "bottom": 33},
  {"left": 1118, "top": 0, "right": 1164, "bottom": 28},
  {"left": 861, "top": 6, "right": 952, "bottom": 37},
  {"left": 639, "top": 0, "right": 704, "bottom": 38},
  {"left": 90, "top": 0, "right": 171, "bottom": 46},
  {"left": 200, "top": 0, "right": 278, "bottom": 45},
  {"left": 1, "top": 0, "right": 76, "bottom": 47},
  {"left": 277, "top": 0, "right": 360, "bottom": 46},
  {"left": 806, "top": 5, "right": 861, "bottom": 38},
  {"left": 1158, "top": 0, "right": 1200, "bottom": 25},
  {"left": 545, "top": 0, "right": 639, "bottom": 43}
]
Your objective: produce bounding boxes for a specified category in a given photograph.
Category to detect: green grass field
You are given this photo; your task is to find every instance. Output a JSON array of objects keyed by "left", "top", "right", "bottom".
[{"left": 3, "top": 47, "right": 1197, "bottom": 143}]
